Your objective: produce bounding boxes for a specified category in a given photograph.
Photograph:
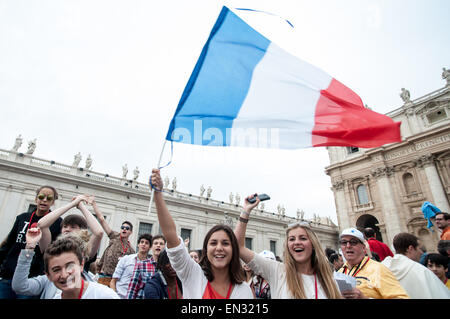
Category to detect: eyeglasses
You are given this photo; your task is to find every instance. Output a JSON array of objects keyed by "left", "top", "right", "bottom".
[
  {"left": 339, "top": 239, "right": 362, "bottom": 247},
  {"left": 121, "top": 225, "right": 131, "bottom": 231},
  {"left": 37, "top": 193, "right": 54, "bottom": 201},
  {"left": 288, "top": 221, "right": 311, "bottom": 229}
]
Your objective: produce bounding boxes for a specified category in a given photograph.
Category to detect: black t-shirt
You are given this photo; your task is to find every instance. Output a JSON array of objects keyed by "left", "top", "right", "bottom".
[{"left": 0, "top": 207, "right": 62, "bottom": 279}]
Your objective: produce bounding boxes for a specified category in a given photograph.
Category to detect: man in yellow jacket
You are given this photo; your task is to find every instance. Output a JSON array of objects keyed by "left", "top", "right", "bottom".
[{"left": 338, "top": 228, "right": 409, "bottom": 299}]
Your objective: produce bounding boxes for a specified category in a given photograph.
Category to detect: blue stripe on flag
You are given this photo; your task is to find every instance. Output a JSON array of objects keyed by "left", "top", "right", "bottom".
[{"left": 166, "top": 6, "right": 271, "bottom": 146}]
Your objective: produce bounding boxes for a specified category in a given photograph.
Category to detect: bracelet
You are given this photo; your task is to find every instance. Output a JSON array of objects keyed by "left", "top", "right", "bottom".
[
  {"left": 241, "top": 211, "right": 250, "bottom": 218},
  {"left": 239, "top": 217, "right": 249, "bottom": 224}
]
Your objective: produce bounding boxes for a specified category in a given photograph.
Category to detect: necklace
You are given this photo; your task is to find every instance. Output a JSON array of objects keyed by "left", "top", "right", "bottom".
[{"left": 120, "top": 236, "right": 130, "bottom": 256}]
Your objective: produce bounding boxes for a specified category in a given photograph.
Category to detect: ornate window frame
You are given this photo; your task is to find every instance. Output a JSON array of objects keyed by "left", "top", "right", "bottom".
[{"left": 350, "top": 177, "right": 374, "bottom": 212}]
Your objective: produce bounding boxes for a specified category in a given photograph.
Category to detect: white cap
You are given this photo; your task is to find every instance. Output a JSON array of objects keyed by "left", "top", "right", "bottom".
[
  {"left": 258, "top": 250, "right": 276, "bottom": 261},
  {"left": 340, "top": 227, "right": 365, "bottom": 243}
]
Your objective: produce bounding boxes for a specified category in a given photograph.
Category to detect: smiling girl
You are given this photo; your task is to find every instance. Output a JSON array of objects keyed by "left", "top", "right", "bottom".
[
  {"left": 234, "top": 194, "right": 342, "bottom": 299},
  {"left": 150, "top": 169, "right": 253, "bottom": 299}
]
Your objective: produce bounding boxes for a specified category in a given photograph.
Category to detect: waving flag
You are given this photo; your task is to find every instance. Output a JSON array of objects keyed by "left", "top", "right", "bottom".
[{"left": 166, "top": 6, "right": 402, "bottom": 149}]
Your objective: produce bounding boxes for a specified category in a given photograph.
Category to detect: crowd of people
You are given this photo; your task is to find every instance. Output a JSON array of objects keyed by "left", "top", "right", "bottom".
[{"left": 0, "top": 175, "right": 449, "bottom": 299}]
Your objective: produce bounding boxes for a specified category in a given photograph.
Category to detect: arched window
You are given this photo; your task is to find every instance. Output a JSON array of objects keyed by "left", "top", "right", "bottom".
[
  {"left": 357, "top": 184, "right": 369, "bottom": 205},
  {"left": 403, "top": 173, "right": 417, "bottom": 194}
]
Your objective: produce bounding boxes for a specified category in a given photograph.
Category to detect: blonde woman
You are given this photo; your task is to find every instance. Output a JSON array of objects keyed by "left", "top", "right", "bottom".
[{"left": 234, "top": 194, "right": 342, "bottom": 299}]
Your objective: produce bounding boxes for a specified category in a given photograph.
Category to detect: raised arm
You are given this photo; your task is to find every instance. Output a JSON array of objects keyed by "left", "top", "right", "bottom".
[
  {"left": 89, "top": 196, "right": 113, "bottom": 236},
  {"left": 37, "top": 195, "right": 86, "bottom": 229},
  {"left": 234, "top": 194, "right": 259, "bottom": 264},
  {"left": 151, "top": 168, "right": 180, "bottom": 248},
  {"left": 77, "top": 201, "right": 103, "bottom": 259},
  {"left": 37, "top": 195, "right": 87, "bottom": 251}
]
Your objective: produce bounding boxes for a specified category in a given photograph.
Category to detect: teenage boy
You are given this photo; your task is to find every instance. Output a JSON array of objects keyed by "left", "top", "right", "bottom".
[
  {"left": 110, "top": 234, "right": 156, "bottom": 299},
  {"left": 44, "top": 234, "right": 119, "bottom": 299},
  {"left": 425, "top": 253, "right": 450, "bottom": 289},
  {"left": 151, "top": 235, "right": 166, "bottom": 262}
]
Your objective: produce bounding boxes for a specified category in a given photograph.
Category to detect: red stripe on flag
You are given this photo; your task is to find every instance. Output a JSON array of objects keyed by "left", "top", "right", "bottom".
[{"left": 312, "top": 78, "right": 401, "bottom": 148}]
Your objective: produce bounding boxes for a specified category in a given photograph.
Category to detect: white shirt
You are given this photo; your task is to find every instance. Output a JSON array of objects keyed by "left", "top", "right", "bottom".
[
  {"left": 247, "top": 253, "right": 329, "bottom": 299},
  {"left": 112, "top": 253, "right": 139, "bottom": 298},
  {"left": 166, "top": 237, "right": 254, "bottom": 299},
  {"left": 53, "top": 281, "right": 120, "bottom": 299}
]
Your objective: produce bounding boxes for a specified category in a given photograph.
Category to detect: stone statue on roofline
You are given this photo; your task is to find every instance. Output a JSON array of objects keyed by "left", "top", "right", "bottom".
[
  {"left": 26, "top": 139, "right": 36, "bottom": 155},
  {"left": 400, "top": 88, "right": 411, "bottom": 104},
  {"left": 72, "top": 152, "right": 82, "bottom": 167},
  {"left": 85, "top": 154, "right": 92, "bottom": 170},
  {"left": 442, "top": 67, "right": 450, "bottom": 86},
  {"left": 12, "top": 134, "right": 22, "bottom": 152}
]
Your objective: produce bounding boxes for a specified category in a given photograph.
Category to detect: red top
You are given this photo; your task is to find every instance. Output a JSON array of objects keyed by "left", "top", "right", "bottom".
[
  {"left": 202, "top": 282, "right": 232, "bottom": 299},
  {"left": 367, "top": 238, "right": 393, "bottom": 261}
]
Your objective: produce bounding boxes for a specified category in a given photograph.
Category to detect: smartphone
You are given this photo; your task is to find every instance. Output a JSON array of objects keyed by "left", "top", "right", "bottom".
[{"left": 247, "top": 193, "right": 270, "bottom": 204}]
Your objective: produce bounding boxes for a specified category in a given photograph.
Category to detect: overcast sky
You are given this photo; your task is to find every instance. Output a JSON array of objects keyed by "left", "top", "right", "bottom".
[{"left": 0, "top": 0, "right": 449, "bottom": 224}]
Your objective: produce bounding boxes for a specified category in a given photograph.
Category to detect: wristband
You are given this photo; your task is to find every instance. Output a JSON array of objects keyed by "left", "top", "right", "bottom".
[
  {"left": 241, "top": 211, "right": 250, "bottom": 217},
  {"left": 239, "top": 217, "right": 249, "bottom": 224}
]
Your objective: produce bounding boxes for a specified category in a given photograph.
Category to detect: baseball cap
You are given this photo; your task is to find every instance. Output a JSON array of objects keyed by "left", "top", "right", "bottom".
[
  {"left": 340, "top": 227, "right": 365, "bottom": 243},
  {"left": 258, "top": 250, "right": 276, "bottom": 261}
]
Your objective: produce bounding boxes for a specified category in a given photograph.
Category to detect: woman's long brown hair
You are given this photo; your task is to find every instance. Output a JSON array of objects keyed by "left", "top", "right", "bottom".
[
  {"left": 199, "top": 224, "right": 244, "bottom": 285},
  {"left": 284, "top": 224, "right": 342, "bottom": 299}
]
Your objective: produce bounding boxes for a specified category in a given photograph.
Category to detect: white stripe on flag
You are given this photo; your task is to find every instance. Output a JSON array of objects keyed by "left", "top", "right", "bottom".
[{"left": 231, "top": 42, "right": 332, "bottom": 148}]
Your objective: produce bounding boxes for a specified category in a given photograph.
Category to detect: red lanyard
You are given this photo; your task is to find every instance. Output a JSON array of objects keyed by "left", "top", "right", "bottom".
[
  {"left": 313, "top": 273, "right": 318, "bottom": 299},
  {"left": 259, "top": 280, "right": 269, "bottom": 297},
  {"left": 120, "top": 236, "right": 130, "bottom": 255},
  {"left": 167, "top": 280, "right": 179, "bottom": 299},
  {"left": 343, "top": 257, "right": 370, "bottom": 277},
  {"left": 78, "top": 280, "right": 85, "bottom": 299},
  {"left": 28, "top": 210, "right": 48, "bottom": 230}
]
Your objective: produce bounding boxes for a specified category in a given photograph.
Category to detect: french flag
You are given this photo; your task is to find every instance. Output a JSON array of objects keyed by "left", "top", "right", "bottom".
[{"left": 166, "top": 6, "right": 402, "bottom": 149}]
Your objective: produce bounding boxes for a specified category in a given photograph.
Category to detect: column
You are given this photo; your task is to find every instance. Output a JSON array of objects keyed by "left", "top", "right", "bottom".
[
  {"left": 331, "top": 180, "right": 351, "bottom": 230},
  {"left": 371, "top": 166, "right": 403, "bottom": 244},
  {"left": 416, "top": 154, "right": 450, "bottom": 212}
]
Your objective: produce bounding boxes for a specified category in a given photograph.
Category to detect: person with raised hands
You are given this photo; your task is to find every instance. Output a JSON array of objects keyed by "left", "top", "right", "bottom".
[
  {"left": 150, "top": 168, "right": 253, "bottom": 299},
  {"left": 37, "top": 194, "right": 103, "bottom": 266},
  {"left": 234, "top": 194, "right": 342, "bottom": 299},
  {"left": 88, "top": 195, "right": 136, "bottom": 288}
]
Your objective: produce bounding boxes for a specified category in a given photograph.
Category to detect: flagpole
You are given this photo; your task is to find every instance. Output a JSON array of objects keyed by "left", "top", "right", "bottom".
[{"left": 147, "top": 139, "right": 167, "bottom": 216}]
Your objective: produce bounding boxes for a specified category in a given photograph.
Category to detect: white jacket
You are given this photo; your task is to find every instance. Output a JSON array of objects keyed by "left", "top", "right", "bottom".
[
  {"left": 166, "top": 237, "right": 253, "bottom": 299},
  {"left": 382, "top": 254, "right": 450, "bottom": 299}
]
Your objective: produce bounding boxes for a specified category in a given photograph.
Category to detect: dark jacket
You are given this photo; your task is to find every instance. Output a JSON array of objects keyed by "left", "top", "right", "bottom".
[
  {"left": 0, "top": 205, "right": 62, "bottom": 279},
  {"left": 144, "top": 271, "right": 182, "bottom": 299}
]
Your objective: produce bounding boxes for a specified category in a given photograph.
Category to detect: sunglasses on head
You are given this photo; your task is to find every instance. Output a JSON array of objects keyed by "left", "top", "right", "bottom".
[
  {"left": 121, "top": 225, "right": 131, "bottom": 231},
  {"left": 287, "top": 221, "right": 311, "bottom": 229},
  {"left": 37, "top": 193, "right": 54, "bottom": 201}
]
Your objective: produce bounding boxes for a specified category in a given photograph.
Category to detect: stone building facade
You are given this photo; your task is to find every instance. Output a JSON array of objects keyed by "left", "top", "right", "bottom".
[
  {"left": 326, "top": 79, "right": 450, "bottom": 252},
  {"left": 0, "top": 146, "right": 339, "bottom": 259}
]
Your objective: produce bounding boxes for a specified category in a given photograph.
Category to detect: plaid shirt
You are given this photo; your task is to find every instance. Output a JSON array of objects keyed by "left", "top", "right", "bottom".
[{"left": 126, "top": 255, "right": 157, "bottom": 299}]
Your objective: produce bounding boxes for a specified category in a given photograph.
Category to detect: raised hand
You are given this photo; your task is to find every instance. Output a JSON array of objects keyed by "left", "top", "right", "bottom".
[
  {"left": 71, "top": 194, "right": 88, "bottom": 209},
  {"left": 26, "top": 227, "right": 42, "bottom": 250},
  {"left": 151, "top": 169, "right": 164, "bottom": 190},
  {"left": 243, "top": 194, "right": 260, "bottom": 214}
]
